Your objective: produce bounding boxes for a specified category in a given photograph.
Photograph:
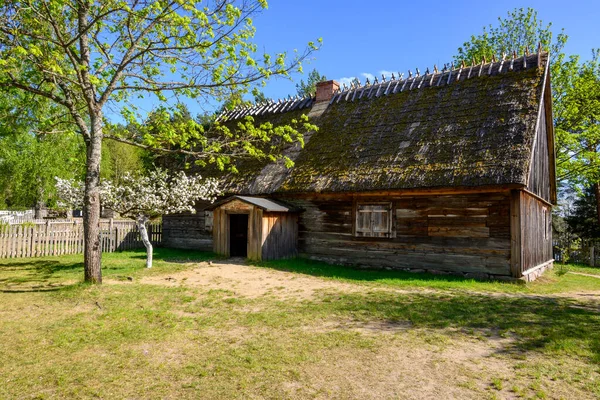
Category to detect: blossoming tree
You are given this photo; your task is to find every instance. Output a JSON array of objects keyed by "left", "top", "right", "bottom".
[{"left": 56, "top": 170, "right": 219, "bottom": 268}]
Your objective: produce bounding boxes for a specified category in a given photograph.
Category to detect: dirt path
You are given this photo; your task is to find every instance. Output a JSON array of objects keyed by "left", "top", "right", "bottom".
[
  {"left": 140, "top": 259, "right": 365, "bottom": 300},
  {"left": 569, "top": 271, "right": 600, "bottom": 279}
]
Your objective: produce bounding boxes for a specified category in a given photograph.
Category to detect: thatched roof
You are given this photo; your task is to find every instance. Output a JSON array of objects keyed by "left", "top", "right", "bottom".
[{"left": 215, "top": 52, "right": 550, "bottom": 195}]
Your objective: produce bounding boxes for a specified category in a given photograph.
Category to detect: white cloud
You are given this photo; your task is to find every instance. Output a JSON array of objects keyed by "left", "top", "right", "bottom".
[
  {"left": 337, "top": 76, "right": 357, "bottom": 87},
  {"left": 337, "top": 71, "right": 398, "bottom": 88},
  {"left": 379, "top": 70, "right": 396, "bottom": 79},
  {"left": 361, "top": 72, "right": 375, "bottom": 83}
]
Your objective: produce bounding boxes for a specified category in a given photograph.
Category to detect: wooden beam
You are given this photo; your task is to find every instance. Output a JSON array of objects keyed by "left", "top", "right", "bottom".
[
  {"left": 274, "top": 184, "right": 523, "bottom": 201},
  {"left": 521, "top": 259, "right": 554, "bottom": 277},
  {"left": 522, "top": 189, "right": 553, "bottom": 208},
  {"left": 543, "top": 65, "right": 558, "bottom": 205}
]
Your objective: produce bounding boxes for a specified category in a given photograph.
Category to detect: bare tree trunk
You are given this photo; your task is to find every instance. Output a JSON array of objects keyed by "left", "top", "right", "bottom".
[
  {"left": 34, "top": 183, "right": 46, "bottom": 219},
  {"left": 83, "top": 112, "right": 103, "bottom": 284},
  {"left": 595, "top": 182, "right": 600, "bottom": 226},
  {"left": 136, "top": 215, "right": 153, "bottom": 268},
  {"left": 34, "top": 201, "right": 46, "bottom": 220}
]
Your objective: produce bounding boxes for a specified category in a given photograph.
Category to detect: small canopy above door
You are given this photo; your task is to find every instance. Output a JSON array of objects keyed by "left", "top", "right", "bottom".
[{"left": 207, "top": 196, "right": 300, "bottom": 213}]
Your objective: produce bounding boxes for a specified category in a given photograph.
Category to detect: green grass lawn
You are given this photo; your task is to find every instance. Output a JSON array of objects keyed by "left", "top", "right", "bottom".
[
  {"left": 260, "top": 257, "right": 600, "bottom": 294},
  {"left": 567, "top": 263, "right": 600, "bottom": 276},
  {"left": 1, "top": 250, "right": 599, "bottom": 399}
]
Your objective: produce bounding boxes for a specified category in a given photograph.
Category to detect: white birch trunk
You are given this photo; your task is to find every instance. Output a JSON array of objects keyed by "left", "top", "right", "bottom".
[{"left": 137, "top": 215, "right": 153, "bottom": 268}]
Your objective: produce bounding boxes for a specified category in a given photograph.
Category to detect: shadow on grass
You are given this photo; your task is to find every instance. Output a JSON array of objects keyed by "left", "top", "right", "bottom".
[
  {"left": 0, "top": 248, "right": 217, "bottom": 288},
  {"left": 313, "top": 290, "right": 600, "bottom": 362},
  {"left": 127, "top": 247, "right": 219, "bottom": 263},
  {"left": 257, "top": 257, "right": 517, "bottom": 285},
  {"left": 0, "top": 285, "right": 71, "bottom": 293},
  {"left": 0, "top": 258, "right": 83, "bottom": 287}
]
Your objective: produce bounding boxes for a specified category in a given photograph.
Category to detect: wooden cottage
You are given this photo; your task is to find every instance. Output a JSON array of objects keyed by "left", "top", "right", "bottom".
[{"left": 163, "top": 51, "right": 556, "bottom": 281}]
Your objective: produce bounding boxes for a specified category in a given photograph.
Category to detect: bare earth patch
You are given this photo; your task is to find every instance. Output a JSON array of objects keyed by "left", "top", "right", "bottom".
[{"left": 139, "top": 259, "right": 363, "bottom": 300}]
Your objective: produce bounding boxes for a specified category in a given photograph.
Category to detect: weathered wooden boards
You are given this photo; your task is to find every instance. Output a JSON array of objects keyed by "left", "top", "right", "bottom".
[
  {"left": 527, "top": 101, "right": 551, "bottom": 203},
  {"left": 280, "top": 192, "right": 513, "bottom": 277},
  {"left": 212, "top": 199, "right": 298, "bottom": 261},
  {"left": 162, "top": 200, "right": 213, "bottom": 251},
  {"left": 262, "top": 212, "right": 298, "bottom": 260},
  {"left": 519, "top": 191, "right": 553, "bottom": 274},
  {"left": 213, "top": 199, "right": 253, "bottom": 258},
  {"left": 510, "top": 190, "right": 553, "bottom": 277},
  {"left": 0, "top": 220, "right": 161, "bottom": 259}
]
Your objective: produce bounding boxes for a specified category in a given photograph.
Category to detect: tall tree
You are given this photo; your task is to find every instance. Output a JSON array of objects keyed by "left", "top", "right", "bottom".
[
  {"left": 0, "top": 1, "right": 319, "bottom": 283},
  {"left": 567, "top": 186, "right": 600, "bottom": 238},
  {"left": 554, "top": 52, "right": 600, "bottom": 224},
  {"left": 452, "top": 7, "right": 600, "bottom": 227},
  {"left": 296, "top": 68, "right": 327, "bottom": 97},
  {"left": 454, "top": 8, "right": 567, "bottom": 68},
  {"left": 0, "top": 88, "right": 85, "bottom": 215},
  {"left": 101, "top": 128, "right": 147, "bottom": 185},
  {"left": 0, "top": 132, "right": 85, "bottom": 215}
]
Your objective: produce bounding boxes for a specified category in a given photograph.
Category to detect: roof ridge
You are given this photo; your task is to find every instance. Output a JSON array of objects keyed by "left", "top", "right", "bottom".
[
  {"left": 330, "top": 50, "right": 548, "bottom": 104},
  {"left": 217, "top": 94, "right": 315, "bottom": 122},
  {"left": 218, "top": 47, "right": 548, "bottom": 122}
]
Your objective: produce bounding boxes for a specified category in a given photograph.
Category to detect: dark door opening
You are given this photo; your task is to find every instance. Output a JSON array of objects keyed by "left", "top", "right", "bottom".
[{"left": 229, "top": 214, "right": 248, "bottom": 257}]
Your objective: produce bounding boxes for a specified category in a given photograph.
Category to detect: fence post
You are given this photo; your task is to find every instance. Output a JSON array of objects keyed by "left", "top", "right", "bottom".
[
  {"left": 109, "top": 218, "right": 114, "bottom": 252},
  {"left": 591, "top": 246, "right": 596, "bottom": 267},
  {"left": 44, "top": 220, "right": 50, "bottom": 257}
]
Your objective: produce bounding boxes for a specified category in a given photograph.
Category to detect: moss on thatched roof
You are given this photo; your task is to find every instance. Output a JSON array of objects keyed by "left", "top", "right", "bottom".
[{"left": 216, "top": 53, "right": 549, "bottom": 195}]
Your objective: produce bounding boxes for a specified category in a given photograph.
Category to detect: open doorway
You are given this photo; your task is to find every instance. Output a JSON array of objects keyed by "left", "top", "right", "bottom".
[{"left": 229, "top": 214, "right": 248, "bottom": 257}]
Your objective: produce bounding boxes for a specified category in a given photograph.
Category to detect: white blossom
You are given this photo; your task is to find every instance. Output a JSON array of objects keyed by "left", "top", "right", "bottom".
[
  {"left": 55, "top": 169, "right": 221, "bottom": 268},
  {"left": 55, "top": 177, "right": 84, "bottom": 209}
]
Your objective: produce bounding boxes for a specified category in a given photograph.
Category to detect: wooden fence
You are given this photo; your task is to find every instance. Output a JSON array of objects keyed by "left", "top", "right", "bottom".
[
  {"left": 553, "top": 238, "right": 600, "bottom": 266},
  {"left": 0, "top": 219, "right": 161, "bottom": 259},
  {"left": 0, "top": 210, "right": 35, "bottom": 224}
]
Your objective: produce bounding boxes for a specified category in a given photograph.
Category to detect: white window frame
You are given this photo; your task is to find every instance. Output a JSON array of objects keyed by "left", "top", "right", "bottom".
[{"left": 355, "top": 202, "right": 393, "bottom": 238}]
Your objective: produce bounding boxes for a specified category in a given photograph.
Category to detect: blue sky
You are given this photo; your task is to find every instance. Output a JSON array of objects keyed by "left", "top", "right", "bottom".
[
  {"left": 248, "top": 0, "right": 599, "bottom": 101},
  {"left": 116, "top": 1, "right": 599, "bottom": 120}
]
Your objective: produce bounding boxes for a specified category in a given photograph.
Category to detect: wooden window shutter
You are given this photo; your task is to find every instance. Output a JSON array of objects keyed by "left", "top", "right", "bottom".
[{"left": 356, "top": 203, "right": 392, "bottom": 237}]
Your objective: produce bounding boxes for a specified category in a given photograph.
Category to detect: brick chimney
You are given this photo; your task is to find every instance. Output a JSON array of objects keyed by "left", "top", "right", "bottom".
[{"left": 315, "top": 80, "right": 340, "bottom": 103}]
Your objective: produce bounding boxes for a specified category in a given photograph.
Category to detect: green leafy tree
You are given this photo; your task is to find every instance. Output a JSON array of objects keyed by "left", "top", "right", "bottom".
[
  {"left": 101, "top": 135, "right": 147, "bottom": 186},
  {"left": 0, "top": 89, "right": 85, "bottom": 216},
  {"left": 253, "top": 90, "right": 267, "bottom": 103},
  {"left": 0, "top": 0, "right": 320, "bottom": 283},
  {"left": 0, "top": 132, "right": 86, "bottom": 215},
  {"left": 555, "top": 52, "right": 600, "bottom": 224},
  {"left": 296, "top": 68, "right": 327, "bottom": 97},
  {"left": 567, "top": 186, "right": 600, "bottom": 238},
  {"left": 454, "top": 8, "right": 567, "bottom": 67},
  {"left": 453, "top": 7, "right": 600, "bottom": 227}
]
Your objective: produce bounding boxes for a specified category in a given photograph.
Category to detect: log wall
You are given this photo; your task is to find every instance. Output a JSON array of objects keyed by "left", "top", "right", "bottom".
[
  {"left": 162, "top": 200, "right": 213, "bottom": 251},
  {"left": 278, "top": 192, "right": 512, "bottom": 277}
]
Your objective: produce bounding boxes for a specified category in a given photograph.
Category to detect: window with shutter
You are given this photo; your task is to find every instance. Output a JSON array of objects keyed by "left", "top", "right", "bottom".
[{"left": 355, "top": 203, "right": 393, "bottom": 237}]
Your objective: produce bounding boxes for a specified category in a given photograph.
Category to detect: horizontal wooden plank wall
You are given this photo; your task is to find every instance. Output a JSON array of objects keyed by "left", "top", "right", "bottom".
[
  {"left": 520, "top": 191, "right": 553, "bottom": 273},
  {"left": 0, "top": 220, "right": 161, "bottom": 259},
  {"left": 278, "top": 192, "right": 512, "bottom": 276},
  {"left": 163, "top": 200, "right": 213, "bottom": 251}
]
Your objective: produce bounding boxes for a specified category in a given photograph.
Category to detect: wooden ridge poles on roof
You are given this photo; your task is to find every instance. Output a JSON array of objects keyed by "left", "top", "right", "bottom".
[{"left": 218, "top": 44, "right": 548, "bottom": 122}]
